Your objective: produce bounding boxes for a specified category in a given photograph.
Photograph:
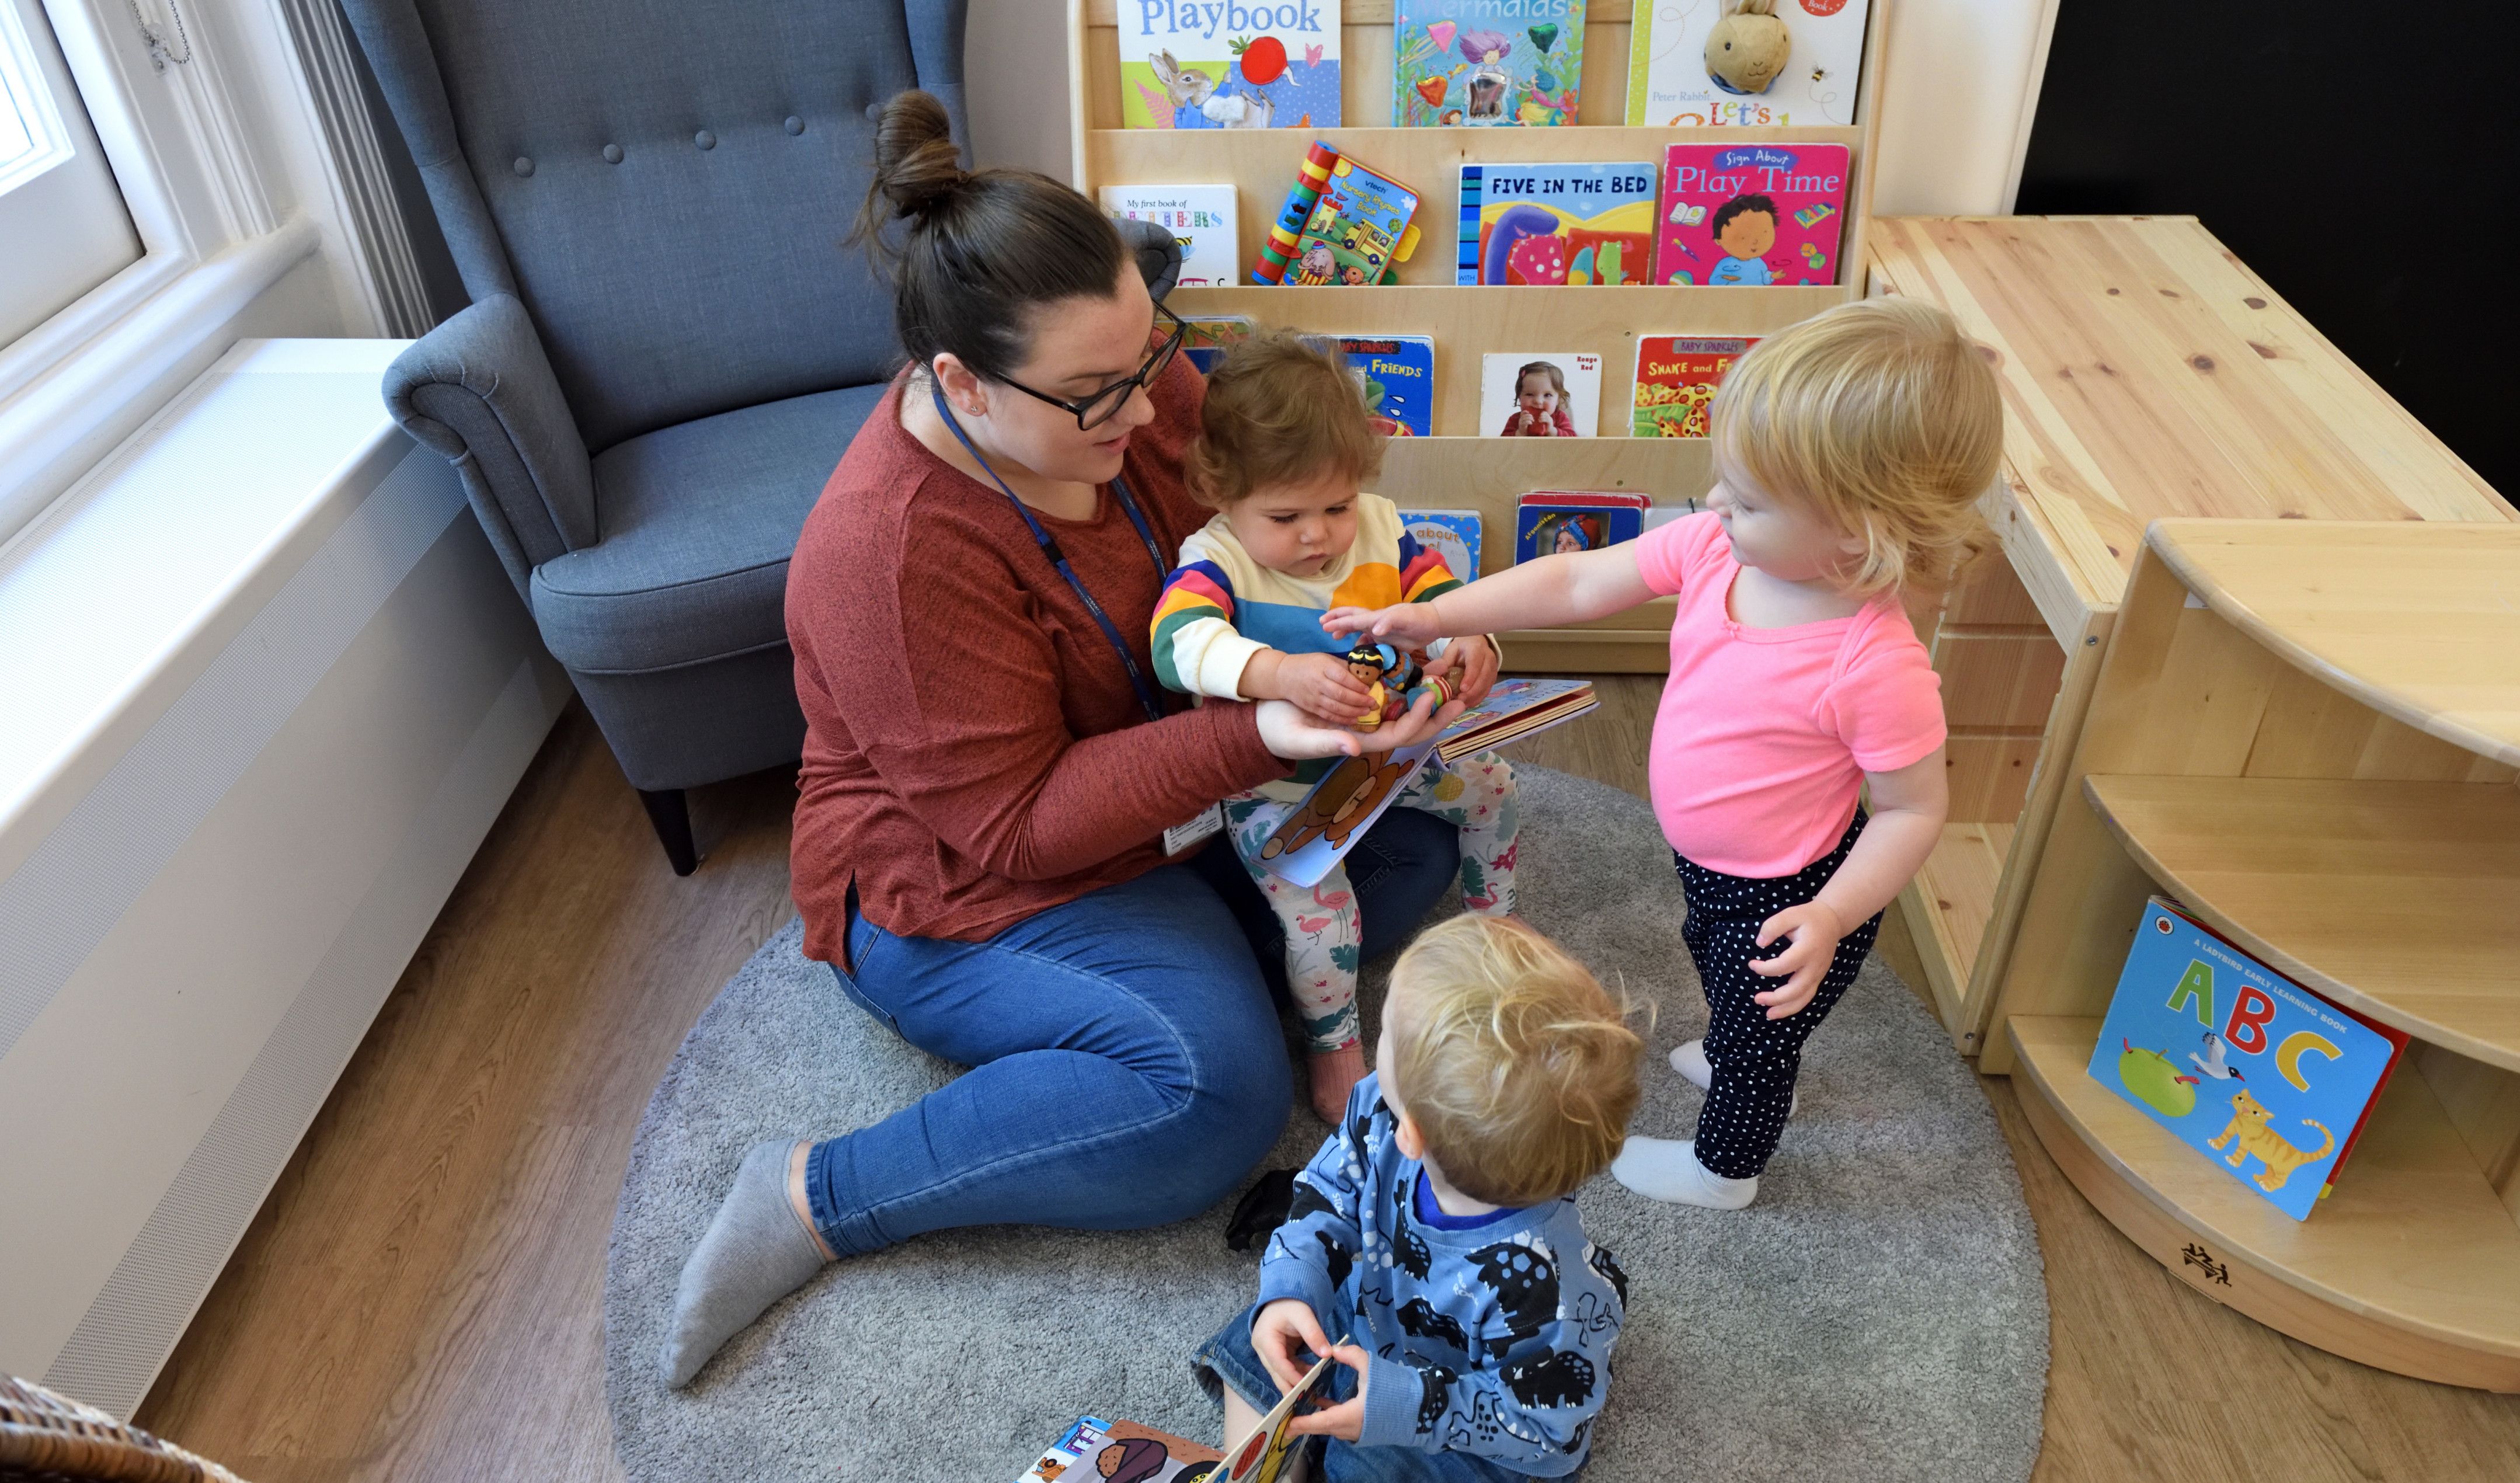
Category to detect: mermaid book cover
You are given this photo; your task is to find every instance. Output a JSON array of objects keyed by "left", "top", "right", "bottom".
[
  {"left": 1393, "top": 1, "right": 1588, "bottom": 127},
  {"left": 2086, "top": 897, "right": 2408, "bottom": 1221}
]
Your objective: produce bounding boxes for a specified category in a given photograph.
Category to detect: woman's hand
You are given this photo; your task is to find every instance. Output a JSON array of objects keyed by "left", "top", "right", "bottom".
[
  {"left": 1749, "top": 900, "right": 1848, "bottom": 1018},
  {"left": 1322, "top": 603, "right": 1443, "bottom": 650},
  {"left": 1255, "top": 699, "right": 1366, "bottom": 762},
  {"left": 1368, "top": 687, "right": 1467, "bottom": 750},
  {"left": 1419, "top": 635, "right": 1501, "bottom": 709}
]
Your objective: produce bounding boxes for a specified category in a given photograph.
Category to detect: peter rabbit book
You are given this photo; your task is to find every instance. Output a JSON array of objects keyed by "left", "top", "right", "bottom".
[
  {"left": 1099, "top": 185, "right": 1241, "bottom": 288},
  {"left": 1393, "top": 1, "right": 1588, "bottom": 127},
  {"left": 1119, "top": 1, "right": 1343, "bottom": 130},
  {"left": 2086, "top": 897, "right": 2409, "bottom": 1222},
  {"left": 1398, "top": 508, "right": 1482, "bottom": 579},
  {"left": 1654, "top": 142, "right": 1847, "bottom": 286},
  {"left": 1631, "top": 335, "right": 1758, "bottom": 437},
  {"left": 1015, "top": 1416, "right": 1223, "bottom": 1483},
  {"left": 1455, "top": 162, "right": 1656, "bottom": 286},
  {"left": 1254, "top": 143, "right": 1423, "bottom": 285},
  {"left": 1626, "top": 0, "right": 1872, "bottom": 127},
  {"left": 1304, "top": 334, "right": 1436, "bottom": 434}
]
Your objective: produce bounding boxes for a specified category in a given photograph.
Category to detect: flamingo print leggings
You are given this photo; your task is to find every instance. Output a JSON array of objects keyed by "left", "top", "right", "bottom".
[{"left": 1223, "top": 751, "right": 1519, "bottom": 1054}]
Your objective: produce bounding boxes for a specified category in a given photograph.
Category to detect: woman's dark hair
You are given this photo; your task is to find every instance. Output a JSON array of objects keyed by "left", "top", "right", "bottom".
[{"left": 853, "top": 91, "right": 1129, "bottom": 382}]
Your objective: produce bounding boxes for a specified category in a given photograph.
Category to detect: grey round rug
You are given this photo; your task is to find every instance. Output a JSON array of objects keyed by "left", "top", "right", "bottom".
[{"left": 605, "top": 767, "right": 2046, "bottom": 1482}]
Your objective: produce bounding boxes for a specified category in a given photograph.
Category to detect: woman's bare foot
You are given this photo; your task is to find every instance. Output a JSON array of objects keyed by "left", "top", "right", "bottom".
[{"left": 1307, "top": 1042, "right": 1368, "bottom": 1124}]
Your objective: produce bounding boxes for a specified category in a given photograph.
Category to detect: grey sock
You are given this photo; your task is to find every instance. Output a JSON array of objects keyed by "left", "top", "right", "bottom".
[{"left": 659, "top": 1139, "right": 831, "bottom": 1387}]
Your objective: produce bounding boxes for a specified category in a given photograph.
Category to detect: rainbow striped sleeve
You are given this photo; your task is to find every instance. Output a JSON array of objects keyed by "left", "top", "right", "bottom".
[
  {"left": 1395, "top": 531, "right": 1465, "bottom": 604},
  {"left": 1152, "top": 559, "right": 1266, "bottom": 699}
]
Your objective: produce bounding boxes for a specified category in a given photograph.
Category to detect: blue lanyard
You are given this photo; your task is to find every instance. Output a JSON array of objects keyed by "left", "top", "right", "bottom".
[{"left": 931, "top": 381, "right": 1171, "bottom": 725}]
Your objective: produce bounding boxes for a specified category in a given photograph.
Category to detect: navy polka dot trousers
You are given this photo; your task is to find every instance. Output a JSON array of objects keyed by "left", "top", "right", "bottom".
[{"left": 1675, "top": 810, "right": 1881, "bottom": 1181}]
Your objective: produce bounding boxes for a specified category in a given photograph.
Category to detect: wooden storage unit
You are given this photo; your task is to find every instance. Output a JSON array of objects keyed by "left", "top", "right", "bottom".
[
  {"left": 1864, "top": 217, "right": 2513, "bottom": 1051},
  {"left": 1069, "top": 0, "right": 1889, "bottom": 670},
  {"left": 1990, "top": 518, "right": 2520, "bottom": 1390}
]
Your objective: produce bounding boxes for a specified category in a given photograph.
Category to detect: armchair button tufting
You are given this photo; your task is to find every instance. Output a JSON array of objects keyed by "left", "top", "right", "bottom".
[
  {"left": 603, "top": 144, "right": 623, "bottom": 163},
  {"left": 694, "top": 130, "right": 716, "bottom": 150},
  {"left": 864, "top": 102, "right": 880, "bottom": 120},
  {"left": 785, "top": 116, "right": 803, "bottom": 135},
  {"left": 512, "top": 155, "right": 533, "bottom": 177}
]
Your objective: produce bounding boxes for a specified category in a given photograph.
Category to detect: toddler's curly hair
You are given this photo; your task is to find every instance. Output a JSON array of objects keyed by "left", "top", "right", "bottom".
[{"left": 1185, "top": 330, "right": 1384, "bottom": 508}]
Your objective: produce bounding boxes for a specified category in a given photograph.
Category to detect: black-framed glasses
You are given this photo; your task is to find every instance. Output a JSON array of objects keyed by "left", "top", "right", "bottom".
[{"left": 997, "top": 302, "right": 1187, "bottom": 431}]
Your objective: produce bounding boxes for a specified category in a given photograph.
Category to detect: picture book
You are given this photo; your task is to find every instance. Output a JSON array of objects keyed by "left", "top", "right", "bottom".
[
  {"left": 1254, "top": 142, "right": 1423, "bottom": 285},
  {"left": 2087, "top": 897, "right": 2410, "bottom": 1221},
  {"left": 1100, "top": 185, "right": 1241, "bottom": 289},
  {"left": 1221, "top": 1350, "right": 1336, "bottom": 1482},
  {"left": 1625, "top": 0, "right": 1871, "bottom": 127},
  {"left": 1631, "top": 335, "right": 1758, "bottom": 437},
  {"left": 1118, "top": 1, "right": 1342, "bottom": 130},
  {"left": 1259, "top": 678, "right": 1598, "bottom": 886},
  {"left": 1480, "top": 351, "right": 1602, "bottom": 437},
  {"left": 1307, "top": 334, "right": 1435, "bottom": 435},
  {"left": 1456, "top": 162, "right": 1656, "bottom": 286},
  {"left": 1394, "top": 1, "right": 1588, "bottom": 127},
  {"left": 1398, "top": 508, "right": 1482, "bottom": 579},
  {"left": 1515, "top": 490, "right": 1645, "bottom": 560},
  {"left": 1017, "top": 1417, "right": 1223, "bottom": 1483},
  {"left": 1654, "top": 142, "right": 1849, "bottom": 286},
  {"left": 1183, "top": 315, "right": 1256, "bottom": 374}
]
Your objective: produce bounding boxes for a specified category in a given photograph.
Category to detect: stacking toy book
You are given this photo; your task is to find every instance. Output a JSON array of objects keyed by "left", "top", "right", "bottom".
[
  {"left": 1399, "top": 508, "right": 1482, "bottom": 579},
  {"left": 1631, "top": 335, "right": 1757, "bottom": 437},
  {"left": 1306, "top": 333, "right": 1435, "bottom": 435},
  {"left": 1393, "top": 1, "right": 1587, "bottom": 127},
  {"left": 1099, "top": 185, "right": 1241, "bottom": 288},
  {"left": 1655, "top": 142, "right": 1847, "bottom": 286},
  {"left": 1253, "top": 142, "right": 1423, "bottom": 285},
  {"left": 1456, "top": 162, "right": 1656, "bottom": 285},
  {"left": 1624, "top": 0, "right": 1870, "bottom": 126},
  {"left": 1116, "top": 1, "right": 1343, "bottom": 130},
  {"left": 2087, "top": 897, "right": 2409, "bottom": 1221}
]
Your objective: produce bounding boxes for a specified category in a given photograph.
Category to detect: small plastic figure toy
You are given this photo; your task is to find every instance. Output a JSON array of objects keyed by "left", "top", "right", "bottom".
[{"left": 1345, "top": 642, "right": 1393, "bottom": 731}]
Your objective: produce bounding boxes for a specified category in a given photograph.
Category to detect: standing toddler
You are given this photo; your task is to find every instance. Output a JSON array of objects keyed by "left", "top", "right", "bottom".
[{"left": 1332, "top": 297, "right": 2002, "bottom": 1207}]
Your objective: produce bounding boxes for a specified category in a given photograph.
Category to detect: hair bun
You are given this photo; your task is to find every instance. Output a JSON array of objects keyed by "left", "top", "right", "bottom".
[{"left": 870, "top": 90, "right": 965, "bottom": 221}]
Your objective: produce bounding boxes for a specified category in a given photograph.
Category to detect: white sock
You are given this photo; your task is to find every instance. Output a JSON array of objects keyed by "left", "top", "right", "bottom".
[
  {"left": 1669, "top": 1039, "right": 1798, "bottom": 1116},
  {"left": 1611, "top": 1136, "right": 1758, "bottom": 1209}
]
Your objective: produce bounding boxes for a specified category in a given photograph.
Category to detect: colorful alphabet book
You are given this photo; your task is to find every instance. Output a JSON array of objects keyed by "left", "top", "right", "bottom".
[
  {"left": 1118, "top": 1, "right": 1343, "bottom": 130},
  {"left": 1393, "top": 1, "right": 1587, "bottom": 127},
  {"left": 1101, "top": 185, "right": 1241, "bottom": 288},
  {"left": 1254, "top": 142, "right": 1423, "bottom": 284},
  {"left": 1456, "top": 162, "right": 1656, "bottom": 286},
  {"left": 1480, "top": 351, "right": 1602, "bottom": 436},
  {"left": 1625, "top": 0, "right": 1871, "bottom": 126},
  {"left": 1399, "top": 508, "right": 1482, "bottom": 579},
  {"left": 1016, "top": 1417, "right": 1223, "bottom": 1483},
  {"left": 1654, "top": 142, "right": 1848, "bottom": 286},
  {"left": 1515, "top": 490, "right": 1646, "bottom": 561},
  {"left": 1631, "top": 335, "right": 1758, "bottom": 437},
  {"left": 1308, "top": 334, "right": 1436, "bottom": 435},
  {"left": 2087, "top": 897, "right": 2409, "bottom": 1221}
]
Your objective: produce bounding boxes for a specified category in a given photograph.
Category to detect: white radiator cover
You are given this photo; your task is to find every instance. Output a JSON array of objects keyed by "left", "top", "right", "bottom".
[{"left": 0, "top": 340, "right": 569, "bottom": 1416}]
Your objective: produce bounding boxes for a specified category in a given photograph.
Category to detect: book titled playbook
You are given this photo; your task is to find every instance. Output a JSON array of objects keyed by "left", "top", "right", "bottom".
[
  {"left": 1456, "top": 162, "right": 1656, "bottom": 286},
  {"left": 1308, "top": 334, "right": 1436, "bottom": 436},
  {"left": 1100, "top": 185, "right": 1240, "bottom": 288},
  {"left": 1626, "top": 0, "right": 1871, "bottom": 126},
  {"left": 1631, "top": 336, "right": 1757, "bottom": 437},
  {"left": 1655, "top": 142, "right": 1848, "bottom": 286},
  {"left": 1254, "top": 142, "right": 1424, "bottom": 285},
  {"left": 1393, "top": 0, "right": 1588, "bottom": 127},
  {"left": 2087, "top": 897, "right": 2410, "bottom": 1222},
  {"left": 1116, "top": 1, "right": 1342, "bottom": 130}
]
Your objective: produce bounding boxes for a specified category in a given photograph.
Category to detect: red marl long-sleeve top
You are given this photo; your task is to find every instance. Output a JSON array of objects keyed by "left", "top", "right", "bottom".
[{"left": 785, "top": 355, "right": 1282, "bottom": 956}]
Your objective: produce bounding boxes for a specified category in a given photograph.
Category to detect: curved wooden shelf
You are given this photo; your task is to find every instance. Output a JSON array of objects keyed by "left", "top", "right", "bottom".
[
  {"left": 2148, "top": 521, "right": 2520, "bottom": 768},
  {"left": 2082, "top": 773, "right": 2520, "bottom": 1072},
  {"left": 2010, "top": 1015, "right": 2520, "bottom": 1391}
]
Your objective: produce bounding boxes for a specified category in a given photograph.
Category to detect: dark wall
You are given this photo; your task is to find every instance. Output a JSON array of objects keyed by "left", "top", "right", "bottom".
[{"left": 2015, "top": 2, "right": 2513, "bottom": 503}]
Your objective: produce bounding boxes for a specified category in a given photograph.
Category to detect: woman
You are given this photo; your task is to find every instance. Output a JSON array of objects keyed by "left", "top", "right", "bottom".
[{"left": 660, "top": 93, "right": 1496, "bottom": 1387}]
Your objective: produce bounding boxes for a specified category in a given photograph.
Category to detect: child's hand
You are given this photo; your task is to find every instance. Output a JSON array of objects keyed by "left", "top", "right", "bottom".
[
  {"left": 1251, "top": 1299, "right": 1333, "bottom": 1396},
  {"left": 1322, "top": 604, "right": 1442, "bottom": 649},
  {"left": 1750, "top": 901, "right": 1848, "bottom": 1018},
  {"left": 1279, "top": 650, "right": 1379, "bottom": 725},
  {"left": 1419, "top": 635, "right": 1500, "bottom": 709},
  {"left": 1283, "top": 1342, "right": 1370, "bottom": 1442}
]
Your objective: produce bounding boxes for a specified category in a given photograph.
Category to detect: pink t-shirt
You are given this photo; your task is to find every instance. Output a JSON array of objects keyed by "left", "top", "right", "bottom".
[{"left": 1635, "top": 511, "right": 1945, "bottom": 877}]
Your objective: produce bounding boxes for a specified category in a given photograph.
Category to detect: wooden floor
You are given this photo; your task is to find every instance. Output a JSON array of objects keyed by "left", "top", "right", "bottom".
[{"left": 134, "top": 681, "right": 2520, "bottom": 1481}]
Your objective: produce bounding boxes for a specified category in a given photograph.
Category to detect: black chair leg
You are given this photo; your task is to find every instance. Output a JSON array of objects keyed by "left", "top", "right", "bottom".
[{"left": 638, "top": 788, "right": 701, "bottom": 876}]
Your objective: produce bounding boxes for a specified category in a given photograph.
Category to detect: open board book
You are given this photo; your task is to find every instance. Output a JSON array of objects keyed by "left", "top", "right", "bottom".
[{"left": 1015, "top": 1353, "right": 1336, "bottom": 1483}]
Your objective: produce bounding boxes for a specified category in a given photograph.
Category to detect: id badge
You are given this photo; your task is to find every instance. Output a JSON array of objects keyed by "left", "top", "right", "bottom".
[{"left": 1164, "top": 803, "right": 1226, "bottom": 856}]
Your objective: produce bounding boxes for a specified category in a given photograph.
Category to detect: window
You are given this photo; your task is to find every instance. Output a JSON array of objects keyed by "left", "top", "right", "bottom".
[{"left": 0, "top": 0, "right": 141, "bottom": 349}]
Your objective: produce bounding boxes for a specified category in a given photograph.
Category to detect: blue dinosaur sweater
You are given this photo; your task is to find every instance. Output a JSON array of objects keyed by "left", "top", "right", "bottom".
[{"left": 1258, "top": 1073, "right": 1628, "bottom": 1475}]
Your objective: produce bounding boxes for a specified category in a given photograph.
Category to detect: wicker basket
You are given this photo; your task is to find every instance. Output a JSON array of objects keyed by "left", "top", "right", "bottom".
[{"left": 0, "top": 1376, "right": 246, "bottom": 1483}]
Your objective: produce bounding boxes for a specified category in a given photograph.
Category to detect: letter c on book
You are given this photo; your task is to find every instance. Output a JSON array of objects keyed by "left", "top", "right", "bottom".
[{"left": 2276, "top": 1031, "right": 2342, "bottom": 1092}]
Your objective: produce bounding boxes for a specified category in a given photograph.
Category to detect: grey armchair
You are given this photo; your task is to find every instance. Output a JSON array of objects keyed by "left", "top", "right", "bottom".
[{"left": 340, "top": 0, "right": 970, "bottom": 872}]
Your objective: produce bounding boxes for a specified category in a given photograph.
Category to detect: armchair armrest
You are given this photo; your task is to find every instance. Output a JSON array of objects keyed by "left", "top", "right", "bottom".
[{"left": 384, "top": 294, "right": 597, "bottom": 591}]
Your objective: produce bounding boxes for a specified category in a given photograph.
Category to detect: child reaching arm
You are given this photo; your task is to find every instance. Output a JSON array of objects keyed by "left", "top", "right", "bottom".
[{"left": 1329, "top": 296, "right": 2003, "bottom": 1209}]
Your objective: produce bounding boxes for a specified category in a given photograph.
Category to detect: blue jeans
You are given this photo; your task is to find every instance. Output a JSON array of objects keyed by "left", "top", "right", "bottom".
[
  {"left": 1192, "top": 1304, "right": 1539, "bottom": 1483},
  {"left": 804, "top": 811, "right": 1459, "bottom": 1256}
]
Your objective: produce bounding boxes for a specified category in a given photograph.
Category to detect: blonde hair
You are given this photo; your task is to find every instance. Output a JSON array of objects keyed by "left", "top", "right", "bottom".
[
  {"left": 1185, "top": 330, "right": 1384, "bottom": 508},
  {"left": 1386, "top": 915, "right": 1645, "bottom": 1207},
  {"left": 1710, "top": 296, "right": 2003, "bottom": 597}
]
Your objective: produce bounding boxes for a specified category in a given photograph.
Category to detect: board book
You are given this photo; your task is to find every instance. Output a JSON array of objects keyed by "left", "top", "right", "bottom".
[
  {"left": 1456, "top": 162, "right": 1656, "bottom": 286},
  {"left": 1480, "top": 351, "right": 1602, "bottom": 437},
  {"left": 1259, "top": 679, "right": 1598, "bottom": 886},
  {"left": 2087, "top": 896, "right": 2410, "bottom": 1221},
  {"left": 1116, "top": 1, "right": 1342, "bottom": 130},
  {"left": 1253, "top": 142, "right": 1423, "bottom": 286},
  {"left": 1017, "top": 1418, "right": 1223, "bottom": 1483},
  {"left": 1515, "top": 490, "right": 1645, "bottom": 561},
  {"left": 1631, "top": 335, "right": 1758, "bottom": 437},
  {"left": 1398, "top": 508, "right": 1482, "bottom": 579},
  {"left": 1655, "top": 142, "right": 1848, "bottom": 286},
  {"left": 1393, "top": 1, "right": 1588, "bottom": 127},
  {"left": 1183, "top": 315, "right": 1256, "bottom": 374},
  {"left": 1101, "top": 185, "right": 1241, "bottom": 289},
  {"left": 1307, "top": 334, "right": 1435, "bottom": 436},
  {"left": 1625, "top": 0, "right": 1871, "bottom": 126}
]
